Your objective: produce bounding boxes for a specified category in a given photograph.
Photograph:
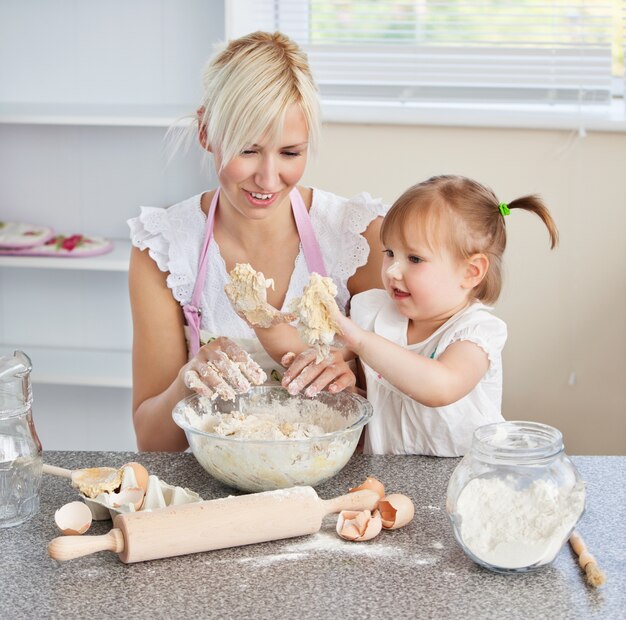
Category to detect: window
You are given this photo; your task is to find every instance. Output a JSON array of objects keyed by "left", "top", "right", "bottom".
[{"left": 226, "top": 0, "right": 626, "bottom": 129}]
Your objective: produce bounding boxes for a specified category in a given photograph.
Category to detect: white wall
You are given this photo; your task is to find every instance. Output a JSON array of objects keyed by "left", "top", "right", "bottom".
[
  {"left": 1, "top": 0, "right": 623, "bottom": 454},
  {"left": 304, "top": 123, "right": 626, "bottom": 455},
  {"left": 0, "top": 0, "right": 223, "bottom": 451}
]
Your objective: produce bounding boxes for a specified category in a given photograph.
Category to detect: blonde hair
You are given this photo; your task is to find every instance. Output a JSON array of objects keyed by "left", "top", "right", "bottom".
[
  {"left": 380, "top": 175, "right": 559, "bottom": 305},
  {"left": 198, "top": 31, "right": 320, "bottom": 167}
]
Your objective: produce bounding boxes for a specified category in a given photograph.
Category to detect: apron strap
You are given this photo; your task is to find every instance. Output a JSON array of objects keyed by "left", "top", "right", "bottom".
[
  {"left": 184, "top": 187, "right": 327, "bottom": 357},
  {"left": 183, "top": 189, "right": 219, "bottom": 357},
  {"left": 289, "top": 187, "right": 327, "bottom": 277}
]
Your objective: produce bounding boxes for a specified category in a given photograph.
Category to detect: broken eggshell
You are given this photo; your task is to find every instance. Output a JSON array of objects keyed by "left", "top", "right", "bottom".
[
  {"left": 54, "top": 501, "right": 93, "bottom": 535},
  {"left": 108, "top": 487, "right": 145, "bottom": 511},
  {"left": 349, "top": 476, "right": 385, "bottom": 500},
  {"left": 122, "top": 462, "right": 149, "bottom": 495},
  {"left": 82, "top": 473, "right": 202, "bottom": 520},
  {"left": 379, "top": 493, "right": 415, "bottom": 529},
  {"left": 336, "top": 509, "right": 383, "bottom": 542},
  {"left": 80, "top": 464, "right": 143, "bottom": 520}
]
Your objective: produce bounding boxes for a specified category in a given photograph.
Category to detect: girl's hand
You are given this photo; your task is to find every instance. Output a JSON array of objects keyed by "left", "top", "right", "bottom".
[
  {"left": 180, "top": 337, "right": 266, "bottom": 401},
  {"left": 332, "top": 311, "right": 367, "bottom": 353},
  {"left": 280, "top": 347, "right": 356, "bottom": 397}
]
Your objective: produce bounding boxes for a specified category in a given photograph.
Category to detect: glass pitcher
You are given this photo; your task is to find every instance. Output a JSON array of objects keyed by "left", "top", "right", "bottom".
[{"left": 0, "top": 350, "right": 43, "bottom": 528}]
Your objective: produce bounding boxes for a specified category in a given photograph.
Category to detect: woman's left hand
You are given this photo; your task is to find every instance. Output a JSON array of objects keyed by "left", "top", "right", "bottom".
[{"left": 280, "top": 347, "right": 356, "bottom": 397}]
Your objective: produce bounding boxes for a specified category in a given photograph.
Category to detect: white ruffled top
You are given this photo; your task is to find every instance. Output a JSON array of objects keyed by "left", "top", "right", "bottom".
[
  {"left": 350, "top": 289, "right": 508, "bottom": 457},
  {"left": 128, "top": 188, "right": 387, "bottom": 374}
]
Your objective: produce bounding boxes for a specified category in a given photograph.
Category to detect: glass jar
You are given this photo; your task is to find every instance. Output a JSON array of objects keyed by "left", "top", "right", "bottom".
[
  {"left": 446, "top": 421, "right": 585, "bottom": 574},
  {"left": 0, "top": 350, "right": 43, "bottom": 528}
]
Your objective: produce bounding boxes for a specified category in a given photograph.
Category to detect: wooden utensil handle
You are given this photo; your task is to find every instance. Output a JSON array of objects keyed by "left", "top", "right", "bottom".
[
  {"left": 47, "top": 486, "right": 382, "bottom": 564},
  {"left": 48, "top": 529, "right": 125, "bottom": 561},
  {"left": 321, "top": 489, "right": 380, "bottom": 515},
  {"left": 42, "top": 464, "right": 73, "bottom": 479}
]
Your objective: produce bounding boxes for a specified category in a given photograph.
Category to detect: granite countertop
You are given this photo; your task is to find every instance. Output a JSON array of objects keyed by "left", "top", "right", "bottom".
[{"left": 1, "top": 452, "right": 624, "bottom": 620}]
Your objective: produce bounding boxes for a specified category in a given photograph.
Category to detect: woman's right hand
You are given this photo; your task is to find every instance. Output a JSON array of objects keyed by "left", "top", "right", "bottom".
[
  {"left": 280, "top": 347, "right": 356, "bottom": 398},
  {"left": 180, "top": 337, "right": 266, "bottom": 401}
]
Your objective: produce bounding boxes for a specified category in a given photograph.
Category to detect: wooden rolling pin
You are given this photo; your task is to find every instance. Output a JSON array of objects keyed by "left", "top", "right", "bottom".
[{"left": 48, "top": 486, "right": 379, "bottom": 563}]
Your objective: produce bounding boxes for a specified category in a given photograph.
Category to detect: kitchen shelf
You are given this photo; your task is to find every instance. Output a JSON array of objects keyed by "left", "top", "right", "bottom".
[
  {"left": 0, "top": 239, "right": 131, "bottom": 272},
  {"left": 0, "top": 102, "right": 195, "bottom": 127},
  {"left": 1, "top": 345, "right": 132, "bottom": 388}
]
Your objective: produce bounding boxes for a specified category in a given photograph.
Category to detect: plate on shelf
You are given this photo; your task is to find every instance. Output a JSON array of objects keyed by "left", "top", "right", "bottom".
[
  {"left": 0, "top": 221, "right": 54, "bottom": 249},
  {"left": 0, "top": 233, "right": 113, "bottom": 258}
]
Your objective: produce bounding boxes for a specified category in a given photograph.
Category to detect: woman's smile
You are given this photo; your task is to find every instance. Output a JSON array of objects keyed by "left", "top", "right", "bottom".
[{"left": 243, "top": 189, "right": 280, "bottom": 208}]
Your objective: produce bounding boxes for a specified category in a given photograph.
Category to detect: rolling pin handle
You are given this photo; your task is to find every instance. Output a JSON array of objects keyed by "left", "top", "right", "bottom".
[
  {"left": 48, "top": 528, "right": 125, "bottom": 561},
  {"left": 321, "top": 489, "right": 380, "bottom": 516}
]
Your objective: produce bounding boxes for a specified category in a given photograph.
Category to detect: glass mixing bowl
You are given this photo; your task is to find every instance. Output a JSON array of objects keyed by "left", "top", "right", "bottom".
[{"left": 173, "top": 386, "right": 372, "bottom": 492}]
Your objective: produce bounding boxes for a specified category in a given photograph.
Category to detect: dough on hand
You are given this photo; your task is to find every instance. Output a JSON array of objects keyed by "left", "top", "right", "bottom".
[
  {"left": 225, "top": 263, "right": 291, "bottom": 328},
  {"left": 290, "top": 273, "right": 342, "bottom": 363}
]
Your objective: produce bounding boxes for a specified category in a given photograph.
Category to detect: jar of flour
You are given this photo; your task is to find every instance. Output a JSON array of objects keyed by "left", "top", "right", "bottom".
[{"left": 446, "top": 421, "right": 585, "bottom": 574}]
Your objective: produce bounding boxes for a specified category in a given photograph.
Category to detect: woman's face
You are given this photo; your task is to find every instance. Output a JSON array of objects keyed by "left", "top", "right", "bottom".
[{"left": 214, "top": 104, "right": 309, "bottom": 221}]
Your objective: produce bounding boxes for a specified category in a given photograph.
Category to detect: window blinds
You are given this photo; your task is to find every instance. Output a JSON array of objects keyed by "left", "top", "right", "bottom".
[{"left": 227, "top": 0, "right": 618, "bottom": 107}]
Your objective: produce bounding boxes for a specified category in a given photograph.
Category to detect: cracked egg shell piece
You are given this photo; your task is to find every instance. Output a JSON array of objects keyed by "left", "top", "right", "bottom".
[
  {"left": 82, "top": 473, "right": 203, "bottom": 520},
  {"left": 349, "top": 477, "right": 385, "bottom": 500},
  {"left": 108, "top": 487, "right": 145, "bottom": 511},
  {"left": 225, "top": 263, "right": 277, "bottom": 328},
  {"left": 336, "top": 509, "right": 382, "bottom": 541},
  {"left": 290, "top": 273, "right": 342, "bottom": 362},
  {"left": 122, "top": 462, "right": 149, "bottom": 495},
  {"left": 379, "top": 493, "right": 415, "bottom": 529},
  {"left": 70, "top": 466, "right": 122, "bottom": 498},
  {"left": 55, "top": 501, "right": 93, "bottom": 536}
]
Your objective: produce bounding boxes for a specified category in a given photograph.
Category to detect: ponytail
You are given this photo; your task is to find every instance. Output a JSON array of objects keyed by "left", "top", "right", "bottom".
[{"left": 507, "top": 195, "right": 559, "bottom": 249}]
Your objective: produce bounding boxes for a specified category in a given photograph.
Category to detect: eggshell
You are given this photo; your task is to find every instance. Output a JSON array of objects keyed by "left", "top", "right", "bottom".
[
  {"left": 123, "top": 462, "right": 149, "bottom": 495},
  {"left": 349, "top": 477, "right": 385, "bottom": 500},
  {"left": 336, "top": 509, "right": 382, "bottom": 542},
  {"left": 108, "top": 487, "right": 145, "bottom": 511},
  {"left": 379, "top": 493, "right": 415, "bottom": 529},
  {"left": 54, "top": 501, "right": 93, "bottom": 535}
]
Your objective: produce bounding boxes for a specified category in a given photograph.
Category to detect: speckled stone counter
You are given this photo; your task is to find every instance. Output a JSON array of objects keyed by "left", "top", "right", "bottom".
[{"left": 1, "top": 453, "right": 624, "bottom": 620}]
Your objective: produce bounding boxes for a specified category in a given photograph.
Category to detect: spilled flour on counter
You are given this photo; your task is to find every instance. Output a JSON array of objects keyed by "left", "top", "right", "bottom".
[{"left": 216, "top": 531, "right": 438, "bottom": 568}]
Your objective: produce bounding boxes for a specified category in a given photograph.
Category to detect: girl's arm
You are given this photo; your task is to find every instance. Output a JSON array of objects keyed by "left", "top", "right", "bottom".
[
  {"left": 221, "top": 216, "right": 385, "bottom": 396},
  {"left": 336, "top": 313, "right": 489, "bottom": 407},
  {"left": 278, "top": 216, "right": 384, "bottom": 395}
]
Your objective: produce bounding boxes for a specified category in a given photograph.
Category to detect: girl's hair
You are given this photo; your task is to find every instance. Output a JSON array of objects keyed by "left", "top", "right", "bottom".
[
  {"left": 198, "top": 31, "right": 320, "bottom": 168},
  {"left": 380, "top": 175, "right": 559, "bottom": 305}
]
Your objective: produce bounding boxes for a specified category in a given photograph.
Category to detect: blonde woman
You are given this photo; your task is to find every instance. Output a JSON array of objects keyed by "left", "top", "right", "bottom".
[{"left": 128, "top": 32, "right": 386, "bottom": 451}]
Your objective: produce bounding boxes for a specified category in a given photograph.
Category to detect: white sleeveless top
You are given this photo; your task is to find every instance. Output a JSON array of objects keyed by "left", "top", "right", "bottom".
[
  {"left": 351, "top": 290, "right": 508, "bottom": 457},
  {"left": 128, "top": 188, "right": 387, "bottom": 375}
]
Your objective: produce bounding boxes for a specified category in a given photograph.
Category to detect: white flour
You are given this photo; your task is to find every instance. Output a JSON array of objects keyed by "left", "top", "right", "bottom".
[
  {"left": 212, "top": 530, "right": 438, "bottom": 568},
  {"left": 455, "top": 476, "right": 585, "bottom": 569},
  {"left": 186, "top": 397, "right": 353, "bottom": 440}
]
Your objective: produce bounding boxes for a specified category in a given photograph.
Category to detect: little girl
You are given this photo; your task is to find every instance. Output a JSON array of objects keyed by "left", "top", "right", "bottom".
[{"left": 334, "top": 175, "right": 559, "bottom": 456}]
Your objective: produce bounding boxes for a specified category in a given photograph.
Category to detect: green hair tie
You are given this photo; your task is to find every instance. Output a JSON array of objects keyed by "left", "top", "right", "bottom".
[{"left": 498, "top": 202, "right": 510, "bottom": 216}]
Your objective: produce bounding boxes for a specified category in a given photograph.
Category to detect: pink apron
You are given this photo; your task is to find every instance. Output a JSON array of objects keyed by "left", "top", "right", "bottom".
[{"left": 183, "top": 188, "right": 327, "bottom": 357}]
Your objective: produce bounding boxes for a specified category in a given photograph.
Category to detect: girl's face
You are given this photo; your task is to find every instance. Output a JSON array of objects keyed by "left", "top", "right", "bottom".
[
  {"left": 213, "top": 104, "right": 309, "bottom": 221},
  {"left": 381, "top": 227, "right": 472, "bottom": 325}
]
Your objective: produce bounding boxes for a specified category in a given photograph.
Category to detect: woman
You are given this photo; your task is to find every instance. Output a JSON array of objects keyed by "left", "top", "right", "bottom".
[{"left": 128, "top": 32, "right": 386, "bottom": 450}]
